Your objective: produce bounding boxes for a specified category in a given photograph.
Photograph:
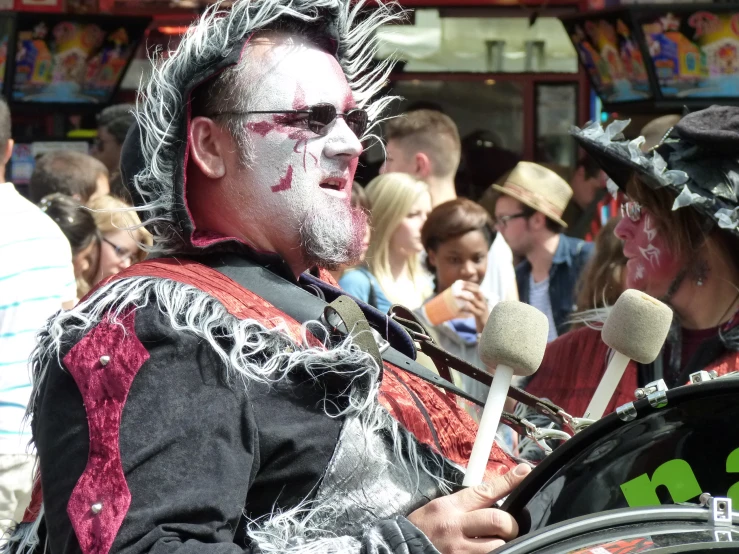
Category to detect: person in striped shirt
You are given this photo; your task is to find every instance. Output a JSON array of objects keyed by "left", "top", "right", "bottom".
[{"left": 0, "top": 97, "right": 77, "bottom": 527}]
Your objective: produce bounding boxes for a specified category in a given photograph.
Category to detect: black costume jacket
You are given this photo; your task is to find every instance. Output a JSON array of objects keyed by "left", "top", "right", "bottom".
[{"left": 25, "top": 253, "right": 514, "bottom": 554}]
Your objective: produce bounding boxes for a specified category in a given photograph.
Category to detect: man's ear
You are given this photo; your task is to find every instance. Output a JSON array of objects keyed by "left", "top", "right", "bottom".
[
  {"left": 2, "top": 139, "right": 13, "bottom": 167},
  {"left": 415, "top": 152, "right": 432, "bottom": 180},
  {"left": 189, "top": 117, "right": 227, "bottom": 179},
  {"left": 532, "top": 211, "right": 547, "bottom": 231}
]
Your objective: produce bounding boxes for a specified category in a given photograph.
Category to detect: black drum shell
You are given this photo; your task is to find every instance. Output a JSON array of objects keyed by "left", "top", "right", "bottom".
[{"left": 502, "top": 379, "right": 739, "bottom": 534}]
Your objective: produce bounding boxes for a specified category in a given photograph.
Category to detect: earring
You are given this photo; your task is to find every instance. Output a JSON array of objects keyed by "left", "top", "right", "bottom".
[{"left": 693, "top": 260, "right": 709, "bottom": 287}]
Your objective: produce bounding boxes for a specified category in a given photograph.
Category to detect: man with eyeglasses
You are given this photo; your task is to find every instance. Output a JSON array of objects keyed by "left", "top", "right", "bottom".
[
  {"left": 13, "top": 3, "right": 531, "bottom": 554},
  {"left": 492, "top": 162, "right": 594, "bottom": 343}
]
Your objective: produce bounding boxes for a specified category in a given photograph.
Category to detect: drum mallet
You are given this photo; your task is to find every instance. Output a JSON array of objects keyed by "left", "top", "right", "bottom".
[
  {"left": 463, "top": 301, "right": 549, "bottom": 487},
  {"left": 583, "top": 289, "right": 673, "bottom": 421}
]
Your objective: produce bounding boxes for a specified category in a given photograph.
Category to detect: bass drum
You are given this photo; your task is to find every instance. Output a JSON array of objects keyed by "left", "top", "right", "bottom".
[
  {"left": 492, "top": 504, "right": 739, "bottom": 553},
  {"left": 502, "top": 378, "right": 739, "bottom": 533}
]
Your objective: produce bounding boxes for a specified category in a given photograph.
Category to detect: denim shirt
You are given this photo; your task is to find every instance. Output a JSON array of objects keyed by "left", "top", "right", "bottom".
[{"left": 515, "top": 234, "right": 594, "bottom": 336}]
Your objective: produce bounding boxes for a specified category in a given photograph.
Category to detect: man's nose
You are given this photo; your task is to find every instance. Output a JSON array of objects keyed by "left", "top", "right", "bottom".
[{"left": 324, "top": 119, "right": 363, "bottom": 160}]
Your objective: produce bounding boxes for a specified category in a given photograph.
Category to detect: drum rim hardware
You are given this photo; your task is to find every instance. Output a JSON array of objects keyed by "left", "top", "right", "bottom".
[
  {"left": 689, "top": 370, "right": 739, "bottom": 384},
  {"left": 634, "top": 379, "right": 668, "bottom": 400},
  {"left": 494, "top": 502, "right": 739, "bottom": 553},
  {"left": 616, "top": 402, "right": 637, "bottom": 422}
]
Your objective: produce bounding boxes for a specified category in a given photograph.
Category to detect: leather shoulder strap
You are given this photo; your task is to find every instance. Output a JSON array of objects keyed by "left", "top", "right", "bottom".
[{"left": 109, "top": 255, "right": 485, "bottom": 406}]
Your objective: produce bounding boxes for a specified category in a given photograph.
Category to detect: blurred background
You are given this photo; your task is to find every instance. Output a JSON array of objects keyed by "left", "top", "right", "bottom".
[{"left": 0, "top": 0, "right": 734, "bottom": 197}]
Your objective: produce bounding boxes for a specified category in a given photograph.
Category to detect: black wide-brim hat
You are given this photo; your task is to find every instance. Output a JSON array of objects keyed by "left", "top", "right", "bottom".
[{"left": 571, "top": 105, "right": 739, "bottom": 237}]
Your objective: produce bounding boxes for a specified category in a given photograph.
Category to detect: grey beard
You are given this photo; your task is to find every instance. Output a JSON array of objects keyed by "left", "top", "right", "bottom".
[{"left": 300, "top": 199, "right": 367, "bottom": 271}]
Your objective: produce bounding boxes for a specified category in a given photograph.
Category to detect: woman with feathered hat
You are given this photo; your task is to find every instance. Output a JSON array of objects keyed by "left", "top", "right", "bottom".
[{"left": 525, "top": 105, "right": 739, "bottom": 420}]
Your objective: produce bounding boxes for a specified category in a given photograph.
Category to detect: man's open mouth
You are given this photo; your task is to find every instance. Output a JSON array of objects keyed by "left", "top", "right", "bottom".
[{"left": 320, "top": 178, "right": 345, "bottom": 191}]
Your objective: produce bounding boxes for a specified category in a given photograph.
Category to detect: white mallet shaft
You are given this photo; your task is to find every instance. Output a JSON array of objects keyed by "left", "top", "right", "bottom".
[
  {"left": 583, "top": 351, "right": 630, "bottom": 420},
  {"left": 463, "top": 364, "right": 514, "bottom": 487},
  {"left": 584, "top": 289, "right": 673, "bottom": 420},
  {"left": 463, "top": 301, "right": 549, "bottom": 486}
]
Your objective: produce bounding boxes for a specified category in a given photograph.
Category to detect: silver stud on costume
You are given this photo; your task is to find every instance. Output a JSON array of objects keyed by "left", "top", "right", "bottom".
[
  {"left": 91, "top": 502, "right": 103, "bottom": 514},
  {"left": 100, "top": 356, "right": 110, "bottom": 366}
]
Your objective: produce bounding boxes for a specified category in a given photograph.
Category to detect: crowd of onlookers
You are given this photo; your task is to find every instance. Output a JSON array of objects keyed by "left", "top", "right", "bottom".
[
  {"left": 0, "top": 100, "right": 151, "bottom": 524},
  {"left": 332, "top": 110, "right": 631, "bottom": 380},
  {"left": 0, "top": 96, "right": 676, "bottom": 525}
]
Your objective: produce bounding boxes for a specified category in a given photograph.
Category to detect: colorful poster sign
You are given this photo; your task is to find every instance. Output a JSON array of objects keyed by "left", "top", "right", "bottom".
[
  {"left": 10, "top": 143, "right": 34, "bottom": 185},
  {"left": 563, "top": 15, "right": 652, "bottom": 103},
  {"left": 12, "top": 18, "right": 145, "bottom": 104},
  {"left": 641, "top": 10, "right": 739, "bottom": 98},
  {"left": 0, "top": 17, "right": 10, "bottom": 92}
]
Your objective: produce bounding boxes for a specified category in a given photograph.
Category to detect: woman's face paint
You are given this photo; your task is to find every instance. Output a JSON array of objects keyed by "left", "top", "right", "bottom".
[
  {"left": 615, "top": 207, "right": 683, "bottom": 297},
  {"left": 228, "top": 37, "right": 365, "bottom": 267}
]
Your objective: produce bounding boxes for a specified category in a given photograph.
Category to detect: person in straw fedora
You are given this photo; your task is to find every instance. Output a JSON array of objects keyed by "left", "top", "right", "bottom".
[{"left": 492, "top": 161, "right": 594, "bottom": 342}]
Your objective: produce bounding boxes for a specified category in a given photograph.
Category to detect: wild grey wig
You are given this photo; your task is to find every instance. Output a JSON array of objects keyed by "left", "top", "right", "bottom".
[{"left": 131, "top": 0, "right": 401, "bottom": 254}]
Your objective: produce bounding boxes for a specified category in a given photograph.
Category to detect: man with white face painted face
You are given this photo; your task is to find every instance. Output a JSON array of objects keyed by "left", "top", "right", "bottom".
[{"left": 14, "top": 3, "right": 528, "bottom": 554}]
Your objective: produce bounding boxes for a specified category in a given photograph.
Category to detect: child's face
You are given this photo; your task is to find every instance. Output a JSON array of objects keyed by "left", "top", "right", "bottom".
[{"left": 428, "top": 229, "right": 489, "bottom": 291}]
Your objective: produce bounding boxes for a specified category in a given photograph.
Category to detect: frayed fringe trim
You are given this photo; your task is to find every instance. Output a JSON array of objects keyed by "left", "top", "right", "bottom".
[
  {"left": 246, "top": 502, "right": 361, "bottom": 553},
  {"left": 0, "top": 506, "right": 44, "bottom": 554}
]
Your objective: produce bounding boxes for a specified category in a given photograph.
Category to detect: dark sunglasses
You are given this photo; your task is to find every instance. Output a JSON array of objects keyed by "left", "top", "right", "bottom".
[{"left": 217, "top": 103, "right": 369, "bottom": 138}]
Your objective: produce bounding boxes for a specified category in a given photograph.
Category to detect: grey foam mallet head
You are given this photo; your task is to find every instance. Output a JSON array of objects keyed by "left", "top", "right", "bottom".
[
  {"left": 478, "top": 301, "right": 549, "bottom": 376},
  {"left": 602, "top": 289, "right": 673, "bottom": 364}
]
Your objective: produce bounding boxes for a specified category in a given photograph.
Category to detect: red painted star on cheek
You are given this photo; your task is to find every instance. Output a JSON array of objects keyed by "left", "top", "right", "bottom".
[{"left": 622, "top": 211, "right": 682, "bottom": 293}]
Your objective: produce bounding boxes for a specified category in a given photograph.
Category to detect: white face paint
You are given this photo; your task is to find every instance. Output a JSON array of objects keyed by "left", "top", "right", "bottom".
[
  {"left": 635, "top": 262, "right": 645, "bottom": 282},
  {"left": 227, "top": 36, "right": 365, "bottom": 269},
  {"left": 643, "top": 214, "right": 657, "bottom": 242},
  {"left": 639, "top": 243, "right": 661, "bottom": 266}
]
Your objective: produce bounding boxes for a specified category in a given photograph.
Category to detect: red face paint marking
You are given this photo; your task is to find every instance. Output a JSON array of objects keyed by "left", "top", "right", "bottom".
[
  {"left": 246, "top": 121, "right": 275, "bottom": 137},
  {"left": 344, "top": 90, "right": 356, "bottom": 112},
  {"left": 271, "top": 165, "right": 293, "bottom": 192}
]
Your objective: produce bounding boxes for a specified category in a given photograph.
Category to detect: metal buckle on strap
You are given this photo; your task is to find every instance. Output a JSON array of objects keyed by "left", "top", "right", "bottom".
[
  {"left": 521, "top": 418, "right": 571, "bottom": 455},
  {"left": 557, "top": 410, "right": 594, "bottom": 434},
  {"left": 388, "top": 307, "right": 435, "bottom": 343}
]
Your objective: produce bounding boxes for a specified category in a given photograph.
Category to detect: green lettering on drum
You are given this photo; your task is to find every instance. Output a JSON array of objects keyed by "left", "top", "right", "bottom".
[
  {"left": 727, "top": 447, "right": 739, "bottom": 504},
  {"left": 620, "top": 459, "right": 702, "bottom": 507}
]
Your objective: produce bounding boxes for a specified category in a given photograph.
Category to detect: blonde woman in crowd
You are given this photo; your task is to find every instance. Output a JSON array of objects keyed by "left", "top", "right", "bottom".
[
  {"left": 86, "top": 194, "right": 151, "bottom": 294},
  {"left": 365, "top": 172, "right": 433, "bottom": 311},
  {"left": 334, "top": 184, "right": 394, "bottom": 312}
]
